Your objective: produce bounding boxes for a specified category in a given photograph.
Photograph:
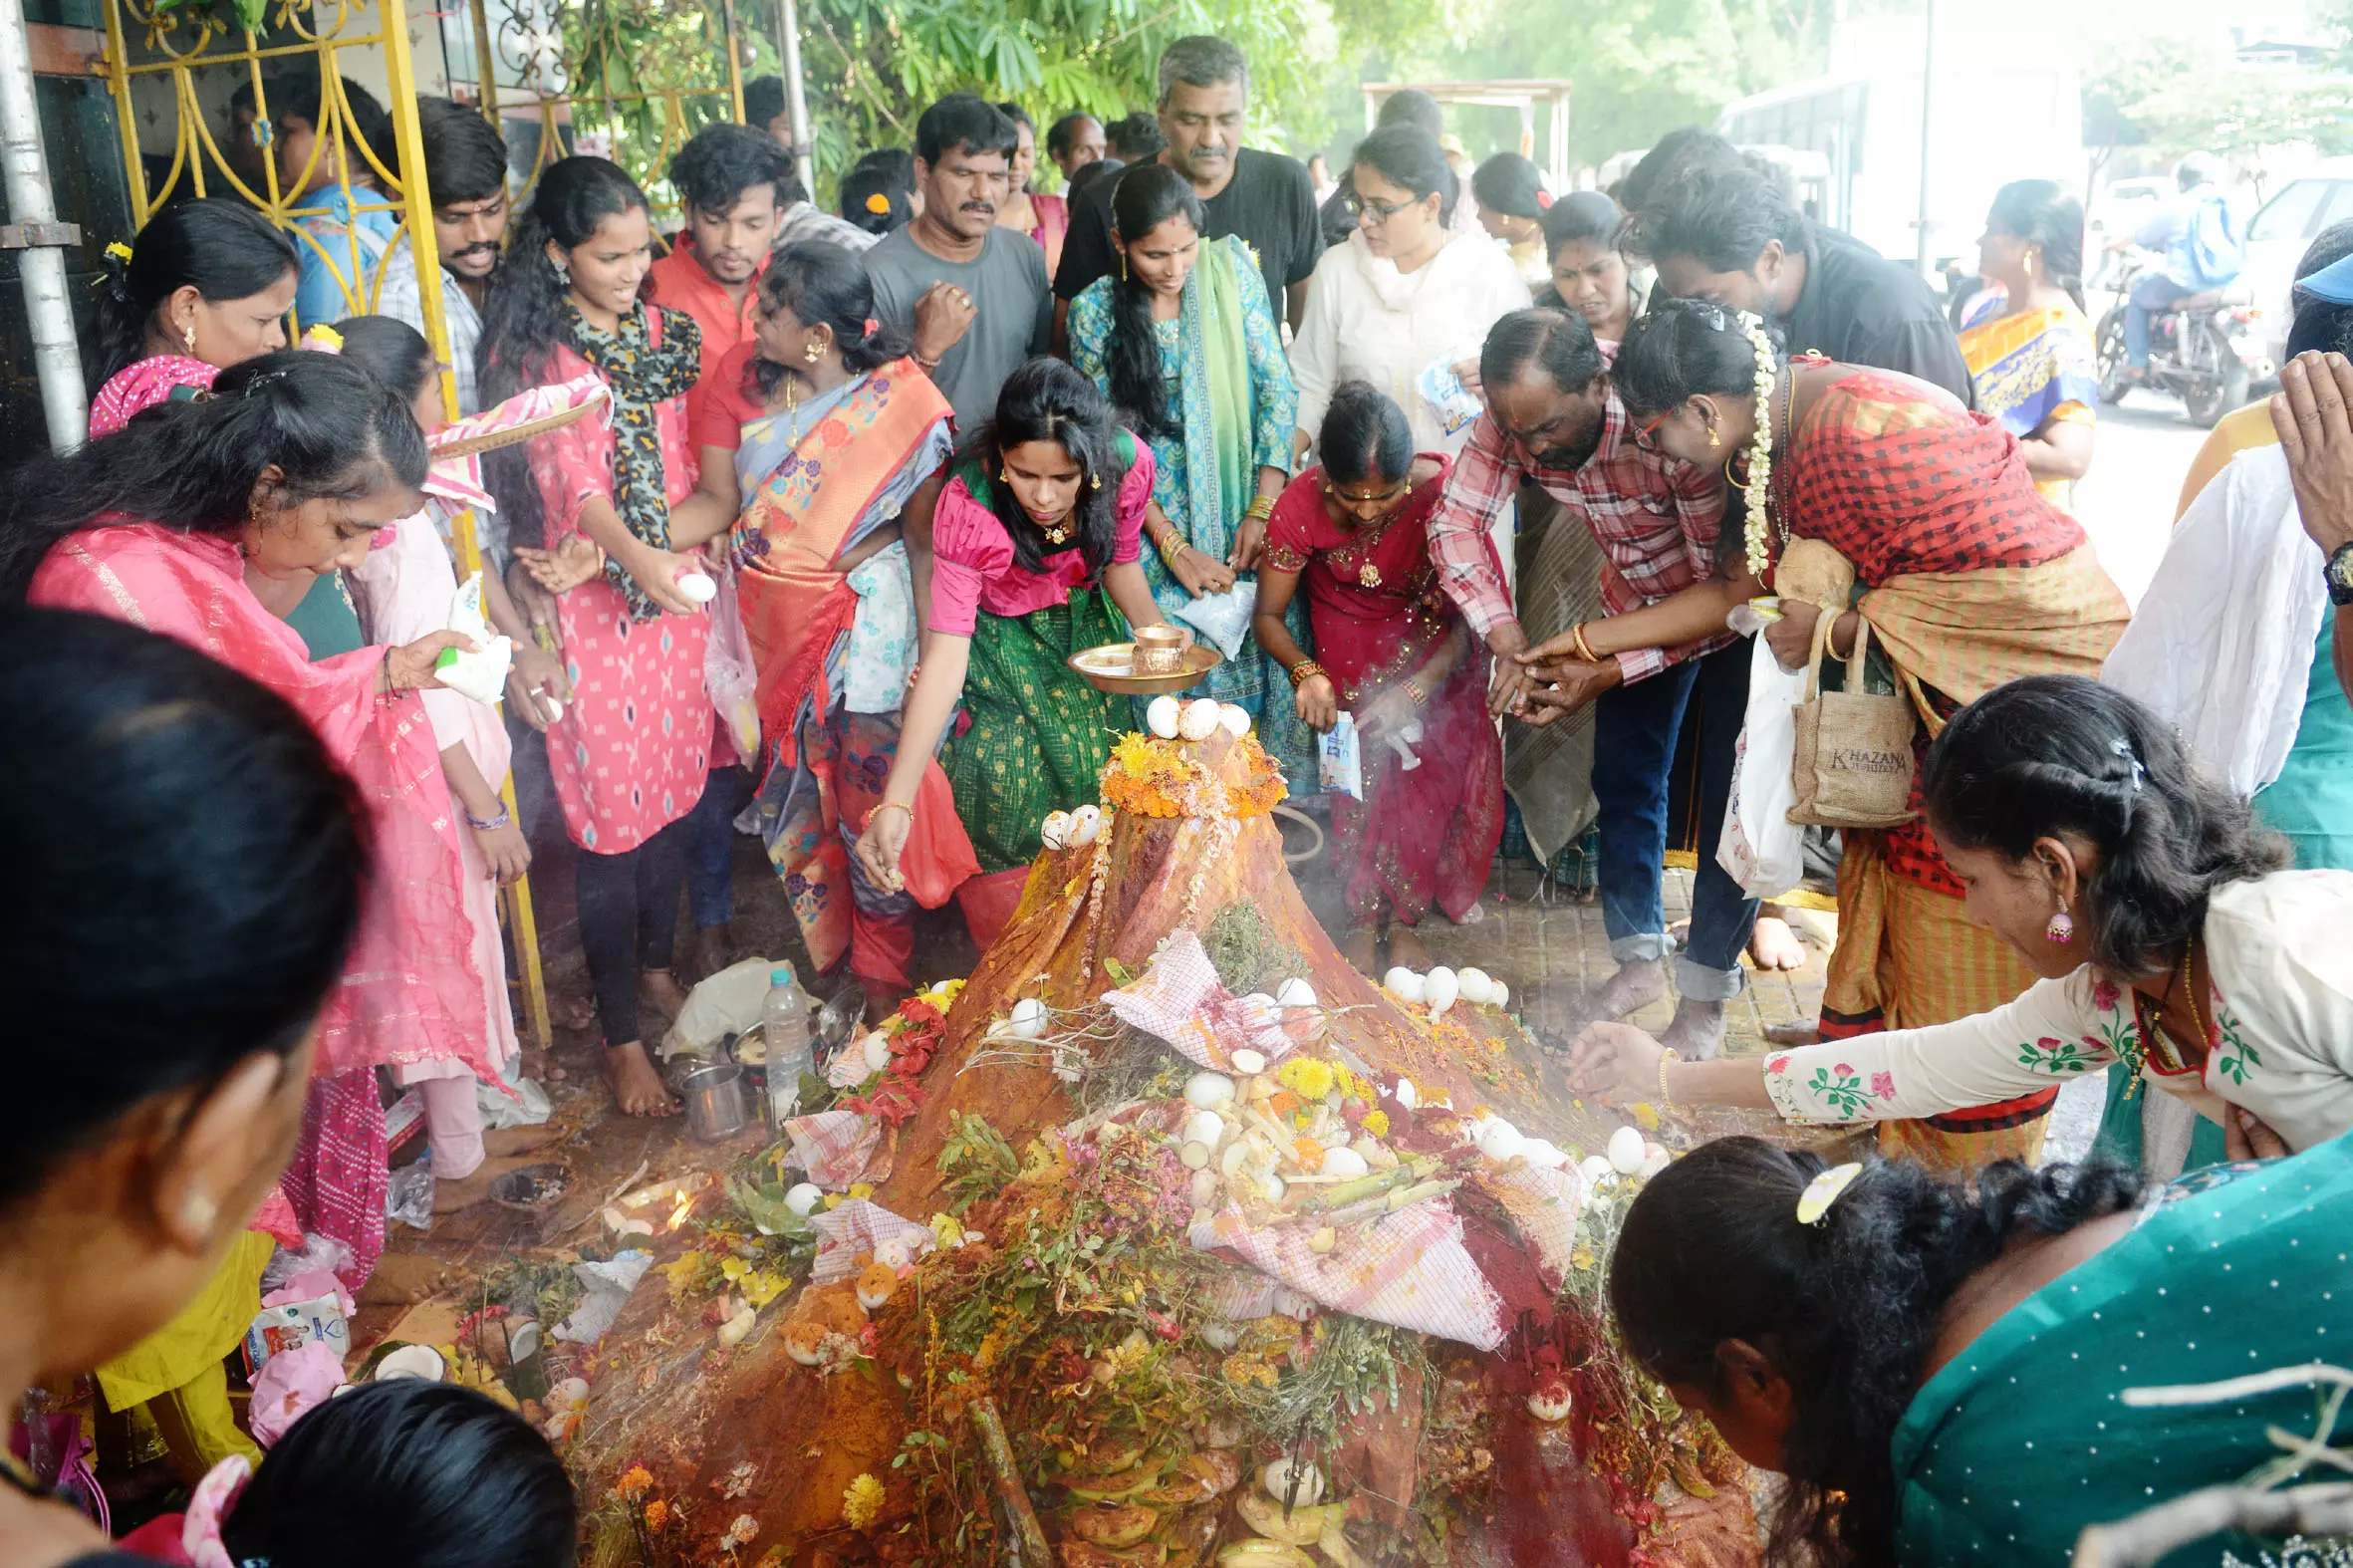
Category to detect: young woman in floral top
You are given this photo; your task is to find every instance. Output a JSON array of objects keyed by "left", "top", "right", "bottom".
[{"left": 1572, "top": 677, "right": 2353, "bottom": 1168}]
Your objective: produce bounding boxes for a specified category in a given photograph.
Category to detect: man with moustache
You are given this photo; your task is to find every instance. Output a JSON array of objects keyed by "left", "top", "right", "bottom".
[
  {"left": 1053, "top": 37, "right": 1321, "bottom": 338},
  {"left": 862, "top": 94, "right": 1051, "bottom": 432},
  {"left": 648, "top": 124, "right": 798, "bottom": 431},
  {"left": 1425, "top": 307, "right": 1756, "bottom": 1060},
  {"left": 377, "top": 96, "right": 511, "bottom": 415}
]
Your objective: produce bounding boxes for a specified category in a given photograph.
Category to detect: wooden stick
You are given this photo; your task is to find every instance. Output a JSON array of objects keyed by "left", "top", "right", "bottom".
[
  {"left": 2072, "top": 1482, "right": 2353, "bottom": 1568},
  {"left": 969, "top": 1398, "right": 1052, "bottom": 1568}
]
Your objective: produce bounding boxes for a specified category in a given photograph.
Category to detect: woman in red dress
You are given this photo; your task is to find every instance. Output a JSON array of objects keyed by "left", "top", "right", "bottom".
[
  {"left": 479, "top": 156, "right": 731, "bottom": 1117},
  {"left": 1253, "top": 382, "right": 1505, "bottom": 974}
]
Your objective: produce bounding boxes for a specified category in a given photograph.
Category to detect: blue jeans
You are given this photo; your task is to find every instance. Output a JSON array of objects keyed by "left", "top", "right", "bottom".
[
  {"left": 1589, "top": 639, "right": 1758, "bottom": 1001},
  {"left": 2127, "top": 275, "right": 2194, "bottom": 369},
  {"left": 684, "top": 763, "right": 755, "bottom": 930}
]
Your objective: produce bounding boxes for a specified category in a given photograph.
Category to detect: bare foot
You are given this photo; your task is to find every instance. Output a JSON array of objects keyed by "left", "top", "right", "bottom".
[
  {"left": 1660, "top": 996, "right": 1728, "bottom": 1061},
  {"left": 520, "top": 1046, "right": 567, "bottom": 1082},
  {"left": 1387, "top": 923, "right": 1434, "bottom": 971},
  {"left": 1561, "top": 957, "right": 1669, "bottom": 1033},
  {"left": 641, "top": 967, "right": 691, "bottom": 1017},
  {"left": 605, "top": 1040, "right": 681, "bottom": 1117},
  {"left": 483, "top": 1124, "right": 564, "bottom": 1158},
  {"left": 550, "top": 994, "right": 596, "bottom": 1032},
  {"left": 689, "top": 925, "right": 732, "bottom": 982},
  {"left": 358, "top": 1252, "right": 461, "bottom": 1306},
  {"left": 430, "top": 1155, "right": 541, "bottom": 1213},
  {"left": 1747, "top": 914, "right": 1807, "bottom": 971},
  {"left": 1340, "top": 926, "right": 1380, "bottom": 975},
  {"left": 1763, "top": 1022, "right": 1823, "bottom": 1047}
]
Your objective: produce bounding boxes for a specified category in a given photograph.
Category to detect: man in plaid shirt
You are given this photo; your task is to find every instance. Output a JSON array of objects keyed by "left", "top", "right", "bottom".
[{"left": 1427, "top": 307, "right": 1756, "bottom": 1058}]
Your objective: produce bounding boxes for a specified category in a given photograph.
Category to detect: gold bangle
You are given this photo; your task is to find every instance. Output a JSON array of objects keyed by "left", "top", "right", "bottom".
[
  {"left": 1571, "top": 621, "right": 1599, "bottom": 663},
  {"left": 1658, "top": 1045, "right": 1681, "bottom": 1108},
  {"left": 1289, "top": 659, "right": 1326, "bottom": 690},
  {"left": 1244, "top": 495, "right": 1275, "bottom": 522},
  {"left": 1157, "top": 529, "right": 1188, "bottom": 570},
  {"left": 868, "top": 801, "right": 914, "bottom": 829},
  {"left": 1403, "top": 678, "right": 1429, "bottom": 707}
]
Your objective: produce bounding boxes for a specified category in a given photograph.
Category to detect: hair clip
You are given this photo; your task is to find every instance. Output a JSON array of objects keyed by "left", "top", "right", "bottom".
[
  {"left": 2110, "top": 736, "right": 2145, "bottom": 792},
  {"left": 1795, "top": 1162, "right": 1863, "bottom": 1225},
  {"left": 105, "top": 240, "right": 133, "bottom": 265},
  {"left": 865, "top": 192, "right": 892, "bottom": 215},
  {"left": 241, "top": 369, "right": 291, "bottom": 397},
  {"left": 863, "top": 317, "right": 879, "bottom": 336}
]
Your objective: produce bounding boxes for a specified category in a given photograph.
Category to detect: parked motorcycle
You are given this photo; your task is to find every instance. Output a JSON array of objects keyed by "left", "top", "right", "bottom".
[{"left": 2095, "top": 251, "right": 2272, "bottom": 427}]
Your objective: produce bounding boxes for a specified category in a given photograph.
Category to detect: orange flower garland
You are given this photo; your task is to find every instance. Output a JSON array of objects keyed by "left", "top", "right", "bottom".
[{"left": 1099, "top": 731, "right": 1285, "bottom": 820}]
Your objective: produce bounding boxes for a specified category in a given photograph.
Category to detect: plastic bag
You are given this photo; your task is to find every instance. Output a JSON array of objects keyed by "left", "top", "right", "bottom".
[
  {"left": 1318, "top": 713, "right": 1365, "bottom": 800},
  {"left": 706, "top": 570, "right": 761, "bottom": 762},
  {"left": 432, "top": 572, "right": 514, "bottom": 705},
  {"left": 898, "top": 759, "right": 981, "bottom": 909},
  {"left": 1717, "top": 633, "right": 1809, "bottom": 900},
  {"left": 1169, "top": 581, "right": 1255, "bottom": 660},
  {"left": 1416, "top": 341, "right": 1486, "bottom": 436},
  {"left": 385, "top": 1162, "right": 434, "bottom": 1232}
]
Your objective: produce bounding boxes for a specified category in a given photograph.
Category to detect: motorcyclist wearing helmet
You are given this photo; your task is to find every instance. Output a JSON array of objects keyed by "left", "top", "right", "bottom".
[{"left": 2110, "top": 152, "right": 2244, "bottom": 380}]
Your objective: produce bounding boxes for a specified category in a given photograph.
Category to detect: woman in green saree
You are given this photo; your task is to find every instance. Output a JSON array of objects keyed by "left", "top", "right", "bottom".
[
  {"left": 1610, "top": 1134, "right": 2353, "bottom": 1566},
  {"left": 1065, "top": 162, "right": 1310, "bottom": 783}
]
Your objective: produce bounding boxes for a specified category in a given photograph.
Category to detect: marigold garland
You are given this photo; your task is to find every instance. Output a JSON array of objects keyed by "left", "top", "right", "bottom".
[{"left": 1100, "top": 730, "right": 1285, "bottom": 820}]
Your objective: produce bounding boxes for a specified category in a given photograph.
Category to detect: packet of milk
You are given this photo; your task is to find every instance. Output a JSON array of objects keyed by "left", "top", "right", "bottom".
[
  {"left": 1318, "top": 713, "right": 1365, "bottom": 800},
  {"left": 1416, "top": 340, "right": 1486, "bottom": 436},
  {"left": 432, "top": 571, "right": 514, "bottom": 706}
]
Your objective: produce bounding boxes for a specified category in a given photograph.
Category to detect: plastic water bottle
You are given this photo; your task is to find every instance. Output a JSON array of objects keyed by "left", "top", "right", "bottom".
[{"left": 762, "top": 964, "right": 813, "bottom": 1124}]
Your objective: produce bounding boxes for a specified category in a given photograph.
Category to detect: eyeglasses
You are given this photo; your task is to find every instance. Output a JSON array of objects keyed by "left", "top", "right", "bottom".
[
  {"left": 1344, "top": 190, "right": 1418, "bottom": 224},
  {"left": 1629, "top": 408, "right": 1673, "bottom": 453}
]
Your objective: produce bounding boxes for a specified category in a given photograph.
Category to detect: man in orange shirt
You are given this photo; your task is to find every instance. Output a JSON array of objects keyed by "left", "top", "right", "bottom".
[{"left": 647, "top": 124, "right": 795, "bottom": 432}]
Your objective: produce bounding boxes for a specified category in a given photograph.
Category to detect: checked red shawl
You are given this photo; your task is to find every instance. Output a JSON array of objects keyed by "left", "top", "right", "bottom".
[{"left": 1777, "top": 370, "right": 2085, "bottom": 585}]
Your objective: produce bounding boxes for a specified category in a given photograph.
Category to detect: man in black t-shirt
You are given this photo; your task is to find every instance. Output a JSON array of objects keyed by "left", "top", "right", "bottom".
[
  {"left": 1634, "top": 162, "right": 1973, "bottom": 406},
  {"left": 1052, "top": 36, "right": 1321, "bottom": 340}
]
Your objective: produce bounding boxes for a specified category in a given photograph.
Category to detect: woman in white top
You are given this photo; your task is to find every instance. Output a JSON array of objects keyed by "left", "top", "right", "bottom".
[
  {"left": 1291, "top": 127, "right": 1530, "bottom": 461},
  {"left": 1570, "top": 676, "right": 2353, "bottom": 1167}
]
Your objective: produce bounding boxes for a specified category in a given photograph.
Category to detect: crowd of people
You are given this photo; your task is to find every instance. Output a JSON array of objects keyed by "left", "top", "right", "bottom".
[{"left": 5, "top": 29, "right": 2353, "bottom": 1567}]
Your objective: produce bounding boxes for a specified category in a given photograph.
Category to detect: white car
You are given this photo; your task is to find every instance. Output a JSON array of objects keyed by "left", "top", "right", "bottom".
[{"left": 2242, "top": 159, "right": 2353, "bottom": 375}]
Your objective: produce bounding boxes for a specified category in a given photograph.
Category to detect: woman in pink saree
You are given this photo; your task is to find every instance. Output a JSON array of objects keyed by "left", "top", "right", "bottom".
[{"left": 0, "top": 351, "right": 488, "bottom": 1292}]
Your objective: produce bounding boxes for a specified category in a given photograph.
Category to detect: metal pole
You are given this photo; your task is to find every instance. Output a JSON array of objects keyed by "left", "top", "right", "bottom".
[
  {"left": 1914, "top": 0, "right": 1936, "bottom": 279},
  {"left": 0, "top": 0, "right": 86, "bottom": 449},
  {"left": 774, "top": 0, "right": 812, "bottom": 196}
]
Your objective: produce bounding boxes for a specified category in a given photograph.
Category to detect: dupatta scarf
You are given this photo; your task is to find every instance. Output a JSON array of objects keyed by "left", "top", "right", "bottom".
[
  {"left": 1173, "top": 235, "right": 1258, "bottom": 555},
  {"left": 564, "top": 301, "right": 702, "bottom": 622}
]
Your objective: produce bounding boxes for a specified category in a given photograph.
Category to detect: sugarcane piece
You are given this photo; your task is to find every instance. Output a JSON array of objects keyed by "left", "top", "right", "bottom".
[
  {"left": 1295, "top": 1157, "right": 1440, "bottom": 1215},
  {"left": 971, "top": 1397, "right": 1053, "bottom": 1568}
]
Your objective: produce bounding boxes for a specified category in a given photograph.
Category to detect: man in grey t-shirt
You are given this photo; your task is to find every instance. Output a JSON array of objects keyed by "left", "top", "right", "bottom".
[{"left": 862, "top": 95, "right": 1051, "bottom": 433}]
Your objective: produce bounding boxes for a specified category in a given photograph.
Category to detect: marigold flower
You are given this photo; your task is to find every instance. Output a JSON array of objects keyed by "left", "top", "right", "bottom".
[
  {"left": 842, "top": 1471, "right": 887, "bottom": 1529},
  {"left": 1362, "top": 1109, "right": 1390, "bottom": 1138},
  {"left": 644, "top": 1498, "right": 671, "bottom": 1530},
  {"left": 1278, "top": 1057, "right": 1336, "bottom": 1100},
  {"left": 1292, "top": 1138, "right": 1325, "bottom": 1173},
  {"left": 616, "top": 1464, "right": 654, "bottom": 1500}
]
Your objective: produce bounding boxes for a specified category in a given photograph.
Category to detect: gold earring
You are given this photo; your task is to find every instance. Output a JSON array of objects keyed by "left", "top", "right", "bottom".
[
  {"left": 1090, "top": 473, "right": 1102, "bottom": 491},
  {"left": 1706, "top": 426, "right": 1720, "bottom": 448},
  {"left": 1118, "top": 251, "right": 1128, "bottom": 282},
  {"left": 182, "top": 320, "right": 197, "bottom": 354},
  {"left": 998, "top": 467, "right": 1010, "bottom": 483},
  {"left": 804, "top": 339, "right": 825, "bottom": 365}
]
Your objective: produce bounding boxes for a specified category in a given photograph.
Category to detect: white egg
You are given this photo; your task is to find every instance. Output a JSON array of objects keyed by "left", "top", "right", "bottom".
[
  {"left": 1183, "top": 1110, "right": 1226, "bottom": 1149},
  {"left": 862, "top": 1032, "right": 894, "bottom": 1074},
  {"left": 784, "top": 1181, "right": 824, "bottom": 1217},
  {"left": 1456, "top": 967, "right": 1494, "bottom": 1005},
  {"left": 1198, "top": 1319, "right": 1242, "bottom": 1352},
  {"left": 1274, "top": 976, "right": 1318, "bottom": 1011},
  {"left": 1008, "top": 997, "right": 1048, "bottom": 1041},
  {"left": 1230, "top": 1048, "right": 1267, "bottom": 1075},
  {"left": 1520, "top": 1138, "right": 1568, "bottom": 1171},
  {"left": 1217, "top": 703, "right": 1251, "bottom": 737},
  {"left": 1178, "top": 697, "right": 1222, "bottom": 740},
  {"left": 1578, "top": 1155, "right": 1617, "bottom": 1188},
  {"left": 673, "top": 570, "right": 717, "bottom": 604},
  {"left": 1319, "top": 1146, "right": 1369, "bottom": 1179},
  {"left": 1261, "top": 1172, "right": 1286, "bottom": 1203},
  {"left": 1146, "top": 694, "right": 1181, "bottom": 738},
  {"left": 1039, "top": 810, "right": 1073, "bottom": 850},
  {"left": 1392, "top": 1077, "right": 1419, "bottom": 1110},
  {"left": 1607, "top": 1126, "right": 1649, "bottom": 1176},
  {"left": 1184, "top": 1071, "right": 1235, "bottom": 1111},
  {"left": 1639, "top": 1147, "right": 1673, "bottom": 1179},
  {"left": 1382, "top": 965, "right": 1423, "bottom": 1002},
  {"left": 1259, "top": 1458, "right": 1325, "bottom": 1506},
  {"left": 1068, "top": 804, "right": 1103, "bottom": 846},
  {"left": 1490, "top": 979, "right": 1509, "bottom": 1011},
  {"left": 1424, "top": 965, "right": 1459, "bottom": 1014},
  {"left": 1474, "top": 1118, "right": 1525, "bottom": 1164}
]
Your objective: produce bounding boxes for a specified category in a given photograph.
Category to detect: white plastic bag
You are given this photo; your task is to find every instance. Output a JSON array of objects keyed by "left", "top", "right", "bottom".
[
  {"left": 432, "top": 572, "right": 514, "bottom": 706},
  {"left": 1169, "top": 581, "right": 1256, "bottom": 660},
  {"left": 1318, "top": 713, "right": 1365, "bottom": 800},
  {"left": 1416, "top": 340, "right": 1486, "bottom": 436},
  {"left": 1717, "top": 634, "right": 1809, "bottom": 900},
  {"left": 705, "top": 570, "right": 761, "bottom": 761}
]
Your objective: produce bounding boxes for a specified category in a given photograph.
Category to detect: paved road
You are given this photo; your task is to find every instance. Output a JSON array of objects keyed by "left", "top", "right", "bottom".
[{"left": 2070, "top": 389, "right": 2223, "bottom": 607}]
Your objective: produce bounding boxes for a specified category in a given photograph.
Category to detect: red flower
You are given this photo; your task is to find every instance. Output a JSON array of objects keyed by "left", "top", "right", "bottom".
[
  {"left": 1870, "top": 1071, "right": 1896, "bottom": 1100},
  {"left": 1834, "top": 1063, "right": 1854, "bottom": 1077}
]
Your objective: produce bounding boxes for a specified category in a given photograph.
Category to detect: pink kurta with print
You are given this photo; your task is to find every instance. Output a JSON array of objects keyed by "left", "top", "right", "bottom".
[{"left": 526, "top": 337, "right": 712, "bottom": 853}]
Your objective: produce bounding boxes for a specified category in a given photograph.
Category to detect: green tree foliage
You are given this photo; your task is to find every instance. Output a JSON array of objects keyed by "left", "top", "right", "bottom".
[{"left": 2084, "top": 36, "right": 2353, "bottom": 166}]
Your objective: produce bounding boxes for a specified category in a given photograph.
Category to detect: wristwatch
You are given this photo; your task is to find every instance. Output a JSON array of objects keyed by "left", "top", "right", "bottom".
[{"left": 2328, "top": 541, "right": 2353, "bottom": 608}]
